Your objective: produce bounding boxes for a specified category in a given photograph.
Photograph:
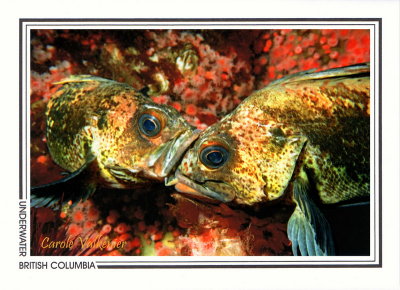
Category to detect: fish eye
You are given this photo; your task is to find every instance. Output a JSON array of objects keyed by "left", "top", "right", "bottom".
[
  {"left": 199, "top": 145, "right": 229, "bottom": 169},
  {"left": 138, "top": 113, "right": 162, "bottom": 137}
]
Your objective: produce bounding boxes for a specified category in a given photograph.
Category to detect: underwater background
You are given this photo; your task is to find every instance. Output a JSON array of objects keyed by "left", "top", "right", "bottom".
[{"left": 30, "top": 29, "right": 370, "bottom": 256}]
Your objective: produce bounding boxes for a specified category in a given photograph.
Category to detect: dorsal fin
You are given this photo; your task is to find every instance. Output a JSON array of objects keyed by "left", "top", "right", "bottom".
[
  {"left": 269, "top": 63, "right": 370, "bottom": 87},
  {"left": 53, "top": 75, "right": 118, "bottom": 85}
]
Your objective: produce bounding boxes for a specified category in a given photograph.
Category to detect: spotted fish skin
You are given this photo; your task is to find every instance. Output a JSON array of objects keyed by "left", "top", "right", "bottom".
[
  {"left": 174, "top": 64, "right": 370, "bottom": 255},
  {"left": 32, "top": 75, "right": 197, "bottom": 207},
  {"left": 247, "top": 65, "right": 370, "bottom": 205}
]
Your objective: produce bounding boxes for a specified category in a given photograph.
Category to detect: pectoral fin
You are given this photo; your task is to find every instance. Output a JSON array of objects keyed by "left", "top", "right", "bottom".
[
  {"left": 287, "top": 177, "right": 335, "bottom": 256},
  {"left": 31, "top": 155, "right": 98, "bottom": 208}
]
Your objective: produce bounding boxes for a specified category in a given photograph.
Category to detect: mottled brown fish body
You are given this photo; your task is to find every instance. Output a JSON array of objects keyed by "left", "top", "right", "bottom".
[
  {"left": 247, "top": 68, "right": 370, "bottom": 204},
  {"left": 176, "top": 64, "right": 370, "bottom": 205},
  {"left": 46, "top": 75, "right": 195, "bottom": 189},
  {"left": 46, "top": 79, "right": 137, "bottom": 174},
  {"left": 174, "top": 64, "right": 370, "bottom": 256}
]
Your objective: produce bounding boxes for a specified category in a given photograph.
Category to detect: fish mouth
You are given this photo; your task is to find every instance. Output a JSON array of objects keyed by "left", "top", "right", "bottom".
[
  {"left": 147, "top": 129, "right": 201, "bottom": 179},
  {"left": 172, "top": 170, "right": 235, "bottom": 203}
]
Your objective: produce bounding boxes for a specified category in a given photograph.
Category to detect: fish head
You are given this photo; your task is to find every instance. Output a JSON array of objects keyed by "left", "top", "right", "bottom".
[
  {"left": 101, "top": 91, "right": 199, "bottom": 184},
  {"left": 133, "top": 102, "right": 200, "bottom": 179},
  {"left": 174, "top": 102, "right": 308, "bottom": 205}
]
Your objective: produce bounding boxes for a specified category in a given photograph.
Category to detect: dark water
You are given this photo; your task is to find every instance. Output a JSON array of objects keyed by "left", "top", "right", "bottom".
[{"left": 323, "top": 203, "right": 370, "bottom": 256}]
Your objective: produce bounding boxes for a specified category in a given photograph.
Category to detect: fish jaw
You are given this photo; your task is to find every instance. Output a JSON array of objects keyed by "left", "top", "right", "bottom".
[
  {"left": 103, "top": 129, "right": 199, "bottom": 185},
  {"left": 145, "top": 129, "right": 201, "bottom": 179},
  {"left": 174, "top": 169, "right": 236, "bottom": 203}
]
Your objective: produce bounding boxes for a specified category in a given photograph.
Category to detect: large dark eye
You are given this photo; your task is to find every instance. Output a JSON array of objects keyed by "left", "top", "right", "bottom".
[
  {"left": 200, "top": 145, "right": 229, "bottom": 169},
  {"left": 139, "top": 113, "right": 161, "bottom": 137}
]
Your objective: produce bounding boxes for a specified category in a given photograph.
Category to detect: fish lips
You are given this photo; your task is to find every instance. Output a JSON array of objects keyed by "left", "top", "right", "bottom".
[
  {"left": 147, "top": 129, "right": 201, "bottom": 179},
  {"left": 172, "top": 170, "right": 235, "bottom": 203}
]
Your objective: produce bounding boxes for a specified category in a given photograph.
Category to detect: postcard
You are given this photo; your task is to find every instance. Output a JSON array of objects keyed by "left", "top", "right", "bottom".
[
  {"left": 18, "top": 19, "right": 380, "bottom": 268},
  {"left": 7, "top": 10, "right": 399, "bottom": 289}
]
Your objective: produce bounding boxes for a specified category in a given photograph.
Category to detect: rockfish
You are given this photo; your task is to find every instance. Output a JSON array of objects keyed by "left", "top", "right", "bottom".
[
  {"left": 172, "top": 64, "right": 371, "bottom": 256},
  {"left": 31, "top": 75, "right": 198, "bottom": 208}
]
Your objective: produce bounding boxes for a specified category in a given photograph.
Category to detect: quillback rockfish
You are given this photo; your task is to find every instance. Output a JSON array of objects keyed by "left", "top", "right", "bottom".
[
  {"left": 32, "top": 75, "right": 198, "bottom": 208},
  {"left": 172, "top": 64, "right": 371, "bottom": 256}
]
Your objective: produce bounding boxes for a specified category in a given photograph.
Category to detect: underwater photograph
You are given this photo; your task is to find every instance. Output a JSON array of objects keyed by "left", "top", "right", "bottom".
[{"left": 29, "top": 27, "right": 372, "bottom": 257}]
